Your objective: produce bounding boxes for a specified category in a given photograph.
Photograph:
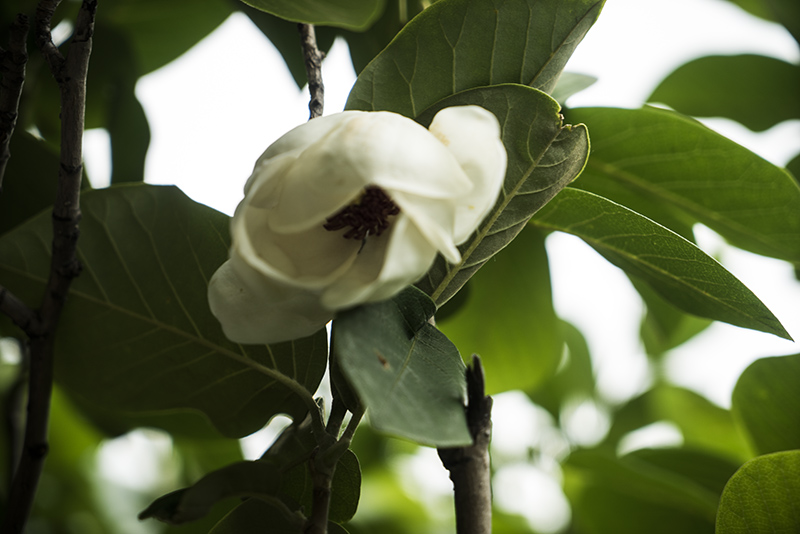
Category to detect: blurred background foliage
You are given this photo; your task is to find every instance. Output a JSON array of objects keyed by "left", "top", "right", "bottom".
[{"left": 0, "top": 0, "right": 799, "bottom": 532}]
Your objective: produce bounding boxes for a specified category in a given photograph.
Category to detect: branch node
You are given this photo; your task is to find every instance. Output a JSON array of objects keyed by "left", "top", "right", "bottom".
[{"left": 298, "top": 23, "right": 324, "bottom": 120}]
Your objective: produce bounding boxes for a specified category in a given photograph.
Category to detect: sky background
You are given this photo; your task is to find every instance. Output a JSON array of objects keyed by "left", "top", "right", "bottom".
[{"left": 81, "top": 0, "right": 800, "bottom": 530}]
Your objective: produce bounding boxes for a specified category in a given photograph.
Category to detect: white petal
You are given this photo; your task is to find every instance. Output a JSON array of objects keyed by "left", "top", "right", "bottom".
[
  {"left": 232, "top": 199, "right": 361, "bottom": 289},
  {"left": 208, "top": 259, "right": 331, "bottom": 344},
  {"left": 244, "top": 112, "right": 365, "bottom": 195},
  {"left": 320, "top": 214, "right": 438, "bottom": 309},
  {"left": 390, "top": 190, "right": 461, "bottom": 264},
  {"left": 429, "top": 106, "right": 507, "bottom": 244}
]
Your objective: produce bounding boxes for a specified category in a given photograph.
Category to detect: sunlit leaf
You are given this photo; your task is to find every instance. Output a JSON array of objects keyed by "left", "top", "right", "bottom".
[
  {"left": 650, "top": 55, "right": 800, "bottom": 132},
  {"left": 528, "top": 320, "right": 595, "bottom": 417},
  {"left": 332, "top": 287, "right": 471, "bottom": 446},
  {"left": 415, "top": 84, "right": 589, "bottom": 306},
  {"left": 345, "top": 0, "right": 605, "bottom": 116},
  {"left": 732, "top": 353, "right": 800, "bottom": 455},
  {"left": 532, "top": 188, "right": 791, "bottom": 339},
  {"left": 566, "top": 106, "right": 800, "bottom": 263},
  {"left": 717, "top": 450, "right": 800, "bottom": 533},
  {"left": 634, "top": 278, "right": 712, "bottom": 358},
  {"left": 239, "top": 0, "right": 386, "bottom": 31},
  {"left": 551, "top": 72, "right": 598, "bottom": 105},
  {"left": 0, "top": 184, "right": 328, "bottom": 438},
  {"left": 439, "top": 227, "right": 562, "bottom": 395},
  {"left": 564, "top": 449, "right": 719, "bottom": 534}
]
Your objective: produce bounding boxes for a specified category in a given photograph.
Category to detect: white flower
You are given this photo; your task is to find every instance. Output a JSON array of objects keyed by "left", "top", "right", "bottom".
[{"left": 208, "top": 106, "right": 507, "bottom": 344}]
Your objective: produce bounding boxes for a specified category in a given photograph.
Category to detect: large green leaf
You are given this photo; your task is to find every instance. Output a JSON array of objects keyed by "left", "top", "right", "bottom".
[
  {"left": 332, "top": 286, "right": 471, "bottom": 447},
  {"left": 732, "top": 354, "right": 800, "bottom": 455},
  {"left": 717, "top": 450, "right": 800, "bottom": 533},
  {"left": 102, "top": 0, "right": 233, "bottom": 74},
  {"left": 240, "top": 0, "right": 386, "bottom": 31},
  {"left": 338, "top": 0, "right": 426, "bottom": 75},
  {"left": 345, "top": 0, "right": 605, "bottom": 116},
  {"left": 566, "top": 106, "right": 800, "bottom": 264},
  {"left": 0, "top": 184, "right": 328, "bottom": 438},
  {"left": 532, "top": 188, "right": 790, "bottom": 339},
  {"left": 650, "top": 55, "right": 800, "bottom": 132},
  {"left": 765, "top": 0, "right": 800, "bottom": 44},
  {"left": 528, "top": 320, "right": 595, "bottom": 418},
  {"left": 241, "top": 5, "right": 338, "bottom": 88},
  {"left": 439, "top": 227, "right": 562, "bottom": 395},
  {"left": 415, "top": 84, "right": 589, "bottom": 307},
  {"left": 564, "top": 449, "right": 719, "bottom": 534},
  {"left": 634, "top": 277, "right": 712, "bottom": 358}
]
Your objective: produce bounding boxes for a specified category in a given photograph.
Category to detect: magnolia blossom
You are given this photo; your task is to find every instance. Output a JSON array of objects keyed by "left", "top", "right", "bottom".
[{"left": 208, "top": 106, "right": 507, "bottom": 344}]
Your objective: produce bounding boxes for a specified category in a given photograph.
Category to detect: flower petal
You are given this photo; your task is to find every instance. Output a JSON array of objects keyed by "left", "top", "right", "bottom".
[
  {"left": 389, "top": 190, "right": 461, "bottom": 264},
  {"left": 428, "top": 106, "right": 507, "bottom": 244},
  {"left": 207, "top": 259, "right": 331, "bottom": 344},
  {"left": 320, "top": 214, "right": 438, "bottom": 309},
  {"left": 233, "top": 197, "right": 361, "bottom": 289}
]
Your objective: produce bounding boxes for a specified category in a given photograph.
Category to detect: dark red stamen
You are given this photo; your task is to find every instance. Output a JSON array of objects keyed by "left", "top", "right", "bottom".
[{"left": 323, "top": 186, "right": 400, "bottom": 240}]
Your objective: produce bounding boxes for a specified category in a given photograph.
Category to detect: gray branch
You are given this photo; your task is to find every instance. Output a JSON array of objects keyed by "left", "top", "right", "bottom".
[
  {"left": 298, "top": 23, "right": 324, "bottom": 119},
  {"left": 0, "top": 13, "right": 29, "bottom": 191},
  {"left": 439, "top": 355, "right": 494, "bottom": 534},
  {"left": 1, "top": 1, "right": 95, "bottom": 532}
]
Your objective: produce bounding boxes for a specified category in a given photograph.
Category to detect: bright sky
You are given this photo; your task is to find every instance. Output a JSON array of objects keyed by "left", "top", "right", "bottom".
[{"left": 81, "top": 1, "right": 800, "bottom": 531}]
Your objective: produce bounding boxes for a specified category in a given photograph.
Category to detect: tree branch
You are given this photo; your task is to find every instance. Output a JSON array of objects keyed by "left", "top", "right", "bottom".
[
  {"left": 1, "top": 1, "right": 95, "bottom": 532},
  {"left": 0, "top": 13, "right": 29, "bottom": 191},
  {"left": 438, "top": 355, "right": 494, "bottom": 534},
  {"left": 298, "top": 23, "right": 324, "bottom": 120}
]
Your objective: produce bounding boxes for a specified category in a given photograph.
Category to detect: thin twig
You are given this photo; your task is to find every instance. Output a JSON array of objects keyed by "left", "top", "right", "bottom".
[
  {"left": 0, "top": 13, "right": 29, "bottom": 191},
  {"left": 298, "top": 23, "right": 324, "bottom": 120},
  {"left": 0, "top": 285, "right": 39, "bottom": 333},
  {"left": 438, "top": 355, "right": 493, "bottom": 534},
  {"left": 1, "top": 1, "right": 96, "bottom": 532}
]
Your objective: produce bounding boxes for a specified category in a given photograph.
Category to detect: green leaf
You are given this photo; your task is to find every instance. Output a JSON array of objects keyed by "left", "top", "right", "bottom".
[
  {"left": 139, "top": 461, "right": 282, "bottom": 524},
  {"left": 732, "top": 353, "right": 800, "bottom": 455},
  {"left": 717, "top": 450, "right": 800, "bottom": 533},
  {"left": 528, "top": 320, "right": 595, "bottom": 417},
  {"left": 651, "top": 386, "right": 751, "bottom": 463},
  {"left": 338, "top": 0, "right": 426, "bottom": 75},
  {"left": 532, "top": 188, "right": 791, "bottom": 339},
  {"left": 566, "top": 106, "right": 800, "bottom": 264},
  {"left": 345, "top": 0, "right": 605, "bottom": 116},
  {"left": 564, "top": 449, "right": 718, "bottom": 534},
  {"left": 0, "top": 184, "right": 328, "bottom": 438},
  {"left": 439, "top": 227, "right": 562, "bottom": 395},
  {"left": 282, "top": 450, "right": 361, "bottom": 523},
  {"left": 332, "top": 286, "right": 471, "bottom": 446},
  {"left": 0, "top": 132, "right": 61, "bottom": 236},
  {"left": 210, "top": 499, "right": 303, "bottom": 533},
  {"left": 551, "top": 72, "right": 598, "bottom": 105},
  {"left": 766, "top": 0, "right": 800, "bottom": 44},
  {"left": 102, "top": 0, "right": 233, "bottom": 75},
  {"left": 241, "top": 6, "right": 338, "bottom": 88},
  {"left": 650, "top": 55, "right": 800, "bottom": 132},
  {"left": 627, "top": 448, "right": 740, "bottom": 498},
  {"left": 239, "top": 0, "right": 386, "bottom": 31},
  {"left": 635, "top": 277, "right": 712, "bottom": 358},
  {"left": 720, "top": 0, "right": 777, "bottom": 22},
  {"left": 415, "top": 84, "right": 589, "bottom": 306}
]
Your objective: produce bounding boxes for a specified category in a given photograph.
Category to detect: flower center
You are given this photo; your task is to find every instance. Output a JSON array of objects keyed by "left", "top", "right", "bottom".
[{"left": 323, "top": 186, "right": 401, "bottom": 240}]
